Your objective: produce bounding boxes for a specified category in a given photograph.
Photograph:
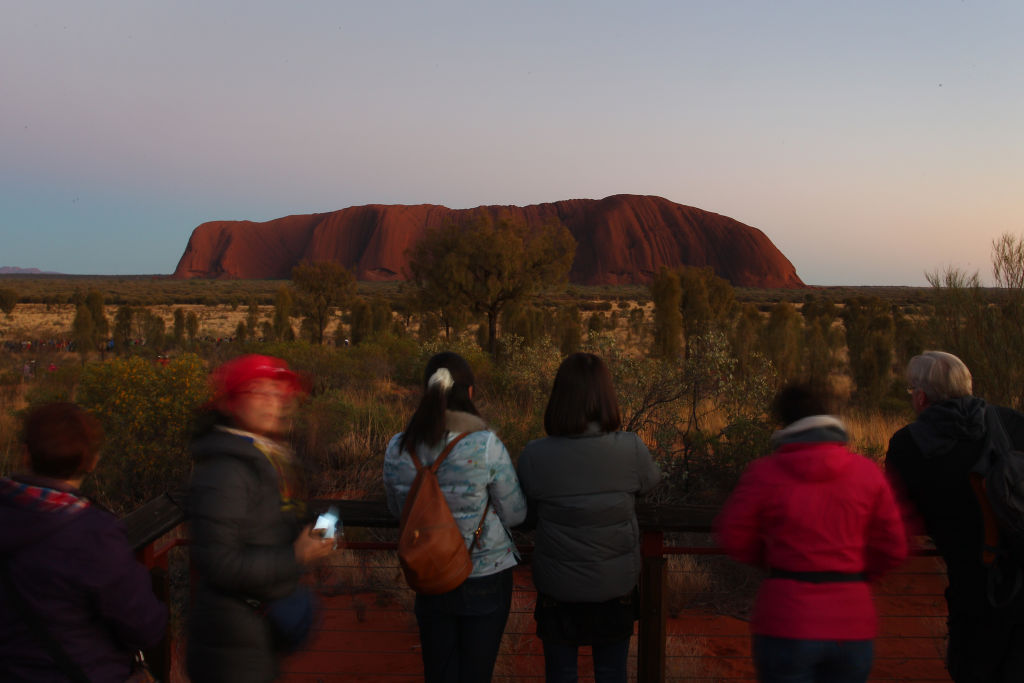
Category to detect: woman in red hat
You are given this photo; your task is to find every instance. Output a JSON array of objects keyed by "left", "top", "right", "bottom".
[{"left": 186, "top": 355, "right": 333, "bottom": 683}]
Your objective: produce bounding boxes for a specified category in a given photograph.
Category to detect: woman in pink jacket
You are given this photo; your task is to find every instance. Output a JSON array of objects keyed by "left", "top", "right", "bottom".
[{"left": 716, "top": 383, "right": 908, "bottom": 683}]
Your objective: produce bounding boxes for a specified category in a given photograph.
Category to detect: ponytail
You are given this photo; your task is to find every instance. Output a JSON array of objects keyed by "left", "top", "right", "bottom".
[{"left": 398, "top": 352, "right": 479, "bottom": 454}]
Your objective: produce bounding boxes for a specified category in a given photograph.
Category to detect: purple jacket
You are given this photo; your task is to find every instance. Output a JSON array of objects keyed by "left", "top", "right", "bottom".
[{"left": 0, "top": 475, "right": 168, "bottom": 682}]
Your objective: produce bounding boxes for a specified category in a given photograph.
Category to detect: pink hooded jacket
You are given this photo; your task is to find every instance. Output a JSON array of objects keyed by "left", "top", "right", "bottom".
[{"left": 716, "top": 416, "right": 908, "bottom": 639}]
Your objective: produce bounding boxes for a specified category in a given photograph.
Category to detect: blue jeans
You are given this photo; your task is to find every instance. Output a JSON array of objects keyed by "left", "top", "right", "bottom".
[
  {"left": 414, "top": 568, "right": 514, "bottom": 683},
  {"left": 542, "top": 638, "right": 630, "bottom": 683},
  {"left": 752, "top": 635, "right": 873, "bottom": 683}
]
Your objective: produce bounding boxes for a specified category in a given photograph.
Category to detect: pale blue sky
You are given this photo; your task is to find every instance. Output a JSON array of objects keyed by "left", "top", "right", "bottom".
[{"left": 2, "top": 1, "right": 1022, "bottom": 285}]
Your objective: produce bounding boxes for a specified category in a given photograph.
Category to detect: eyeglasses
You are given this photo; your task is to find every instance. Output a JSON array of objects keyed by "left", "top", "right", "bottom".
[{"left": 241, "top": 389, "right": 293, "bottom": 401}]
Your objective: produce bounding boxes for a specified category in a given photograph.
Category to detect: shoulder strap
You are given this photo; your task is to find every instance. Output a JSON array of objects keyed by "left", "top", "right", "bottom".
[
  {"left": 406, "top": 432, "right": 471, "bottom": 473},
  {"left": 469, "top": 502, "right": 490, "bottom": 551},
  {"left": 0, "top": 560, "right": 92, "bottom": 683}
]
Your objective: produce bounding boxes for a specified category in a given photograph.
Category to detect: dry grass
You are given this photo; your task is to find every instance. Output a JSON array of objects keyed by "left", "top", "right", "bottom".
[
  {"left": 0, "top": 303, "right": 321, "bottom": 341},
  {"left": 843, "top": 410, "right": 913, "bottom": 462},
  {"left": 0, "top": 304, "right": 77, "bottom": 340}
]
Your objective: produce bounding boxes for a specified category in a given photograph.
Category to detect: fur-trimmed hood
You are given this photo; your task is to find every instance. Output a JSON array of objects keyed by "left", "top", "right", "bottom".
[
  {"left": 444, "top": 410, "right": 488, "bottom": 435},
  {"left": 770, "top": 415, "right": 849, "bottom": 449}
]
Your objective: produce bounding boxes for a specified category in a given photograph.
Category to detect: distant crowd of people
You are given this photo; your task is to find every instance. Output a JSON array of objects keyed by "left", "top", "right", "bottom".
[{"left": 1, "top": 349, "right": 1022, "bottom": 682}]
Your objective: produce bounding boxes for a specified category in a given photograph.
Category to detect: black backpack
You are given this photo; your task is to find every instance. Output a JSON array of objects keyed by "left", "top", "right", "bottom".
[{"left": 969, "top": 408, "right": 1024, "bottom": 607}]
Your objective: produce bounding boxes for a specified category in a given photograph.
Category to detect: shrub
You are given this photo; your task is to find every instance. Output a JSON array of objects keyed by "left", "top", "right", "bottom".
[
  {"left": 24, "top": 364, "right": 82, "bottom": 407},
  {"left": 76, "top": 354, "right": 209, "bottom": 514}
]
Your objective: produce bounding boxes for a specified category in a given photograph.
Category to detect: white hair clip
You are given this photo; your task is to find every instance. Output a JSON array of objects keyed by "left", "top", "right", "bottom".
[{"left": 427, "top": 367, "right": 454, "bottom": 392}]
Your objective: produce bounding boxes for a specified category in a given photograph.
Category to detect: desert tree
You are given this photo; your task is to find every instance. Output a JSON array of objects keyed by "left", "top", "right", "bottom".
[
  {"left": 556, "top": 305, "right": 582, "bottom": 355},
  {"left": 678, "top": 266, "right": 736, "bottom": 357},
  {"left": 0, "top": 288, "right": 17, "bottom": 316},
  {"left": 113, "top": 306, "right": 134, "bottom": 352},
  {"left": 347, "top": 297, "right": 393, "bottom": 345},
  {"left": 650, "top": 267, "right": 683, "bottom": 358},
  {"left": 730, "top": 303, "right": 764, "bottom": 378},
  {"left": 841, "top": 296, "right": 895, "bottom": 406},
  {"left": 925, "top": 233, "right": 1024, "bottom": 408},
  {"left": 408, "top": 283, "right": 468, "bottom": 342},
  {"left": 173, "top": 308, "right": 186, "bottom": 346},
  {"left": 892, "top": 305, "right": 924, "bottom": 373},
  {"left": 801, "top": 296, "right": 843, "bottom": 386},
  {"left": 406, "top": 215, "right": 576, "bottom": 356},
  {"left": 993, "top": 233, "right": 1024, "bottom": 290},
  {"left": 70, "top": 290, "right": 109, "bottom": 361},
  {"left": 291, "top": 261, "right": 357, "bottom": 345},
  {"left": 71, "top": 304, "right": 96, "bottom": 363},
  {"left": 627, "top": 306, "right": 647, "bottom": 343},
  {"left": 272, "top": 285, "right": 296, "bottom": 341},
  {"left": 245, "top": 297, "right": 260, "bottom": 340},
  {"left": 760, "top": 301, "right": 803, "bottom": 384},
  {"left": 185, "top": 311, "right": 200, "bottom": 343},
  {"left": 85, "top": 290, "right": 108, "bottom": 345},
  {"left": 140, "top": 310, "right": 166, "bottom": 351}
]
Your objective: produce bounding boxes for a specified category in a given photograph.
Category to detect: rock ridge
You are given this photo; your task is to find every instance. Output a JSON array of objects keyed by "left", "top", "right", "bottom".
[{"left": 172, "top": 194, "right": 803, "bottom": 288}]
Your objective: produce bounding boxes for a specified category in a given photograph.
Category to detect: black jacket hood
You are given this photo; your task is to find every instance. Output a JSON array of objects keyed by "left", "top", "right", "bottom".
[{"left": 908, "top": 396, "right": 987, "bottom": 458}]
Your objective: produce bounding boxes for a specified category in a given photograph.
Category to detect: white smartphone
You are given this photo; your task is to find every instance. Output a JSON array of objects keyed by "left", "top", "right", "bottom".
[{"left": 313, "top": 506, "right": 340, "bottom": 539}]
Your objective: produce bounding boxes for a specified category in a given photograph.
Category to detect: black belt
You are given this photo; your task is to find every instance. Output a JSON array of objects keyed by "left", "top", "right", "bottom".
[{"left": 769, "top": 568, "right": 867, "bottom": 584}]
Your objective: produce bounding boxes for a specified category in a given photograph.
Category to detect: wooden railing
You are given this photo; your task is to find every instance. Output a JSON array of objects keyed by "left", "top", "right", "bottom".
[{"left": 124, "top": 496, "right": 949, "bottom": 682}]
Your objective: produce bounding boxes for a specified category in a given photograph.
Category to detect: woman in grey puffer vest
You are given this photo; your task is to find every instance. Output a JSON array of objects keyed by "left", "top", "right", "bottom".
[{"left": 517, "top": 353, "right": 661, "bottom": 683}]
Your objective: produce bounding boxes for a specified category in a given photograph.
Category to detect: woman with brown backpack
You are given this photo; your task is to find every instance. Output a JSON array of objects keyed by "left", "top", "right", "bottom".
[{"left": 383, "top": 351, "right": 527, "bottom": 683}]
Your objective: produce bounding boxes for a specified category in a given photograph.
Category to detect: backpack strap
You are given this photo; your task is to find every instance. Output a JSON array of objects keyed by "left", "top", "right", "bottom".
[
  {"left": 406, "top": 432, "right": 491, "bottom": 551},
  {"left": 469, "top": 502, "right": 490, "bottom": 552},
  {"left": 974, "top": 408, "right": 1024, "bottom": 607},
  {"left": 406, "top": 431, "right": 471, "bottom": 474},
  {"left": 969, "top": 471, "right": 1001, "bottom": 568},
  {"left": 974, "top": 409, "right": 1016, "bottom": 566}
]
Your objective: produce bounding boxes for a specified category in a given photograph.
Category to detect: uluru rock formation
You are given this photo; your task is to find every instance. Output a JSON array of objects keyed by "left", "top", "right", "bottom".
[{"left": 172, "top": 194, "right": 803, "bottom": 288}]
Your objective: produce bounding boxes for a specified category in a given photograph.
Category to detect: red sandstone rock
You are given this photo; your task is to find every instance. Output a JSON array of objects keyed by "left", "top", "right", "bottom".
[{"left": 172, "top": 194, "right": 804, "bottom": 288}]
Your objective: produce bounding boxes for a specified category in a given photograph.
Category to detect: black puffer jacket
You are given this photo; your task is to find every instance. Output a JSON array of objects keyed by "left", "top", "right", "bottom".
[
  {"left": 517, "top": 427, "right": 661, "bottom": 602},
  {"left": 186, "top": 428, "right": 304, "bottom": 683}
]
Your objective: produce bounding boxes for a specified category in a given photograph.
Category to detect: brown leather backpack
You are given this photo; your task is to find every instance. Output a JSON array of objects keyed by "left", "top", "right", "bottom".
[{"left": 398, "top": 432, "right": 488, "bottom": 594}]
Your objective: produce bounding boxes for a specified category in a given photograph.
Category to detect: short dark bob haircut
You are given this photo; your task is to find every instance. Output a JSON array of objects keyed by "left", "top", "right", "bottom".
[
  {"left": 23, "top": 402, "right": 103, "bottom": 480},
  {"left": 771, "top": 382, "right": 834, "bottom": 427},
  {"left": 544, "top": 353, "right": 622, "bottom": 436}
]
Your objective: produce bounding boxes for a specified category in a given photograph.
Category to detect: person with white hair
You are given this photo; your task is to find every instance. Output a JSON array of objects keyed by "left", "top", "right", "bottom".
[{"left": 887, "top": 351, "right": 1024, "bottom": 682}]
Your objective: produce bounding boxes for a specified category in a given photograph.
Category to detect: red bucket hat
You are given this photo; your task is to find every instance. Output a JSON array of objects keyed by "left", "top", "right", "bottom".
[{"left": 211, "top": 354, "right": 308, "bottom": 401}]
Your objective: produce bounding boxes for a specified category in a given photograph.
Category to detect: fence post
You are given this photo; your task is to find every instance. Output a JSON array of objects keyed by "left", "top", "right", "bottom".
[{"left": 638, "top": 529, "right": 666, "bottom": 683}]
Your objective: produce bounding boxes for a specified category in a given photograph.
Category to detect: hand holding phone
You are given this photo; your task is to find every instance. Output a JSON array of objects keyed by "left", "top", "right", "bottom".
[{"left": 313, "top": 506, "right": 340, "bottom": 539}]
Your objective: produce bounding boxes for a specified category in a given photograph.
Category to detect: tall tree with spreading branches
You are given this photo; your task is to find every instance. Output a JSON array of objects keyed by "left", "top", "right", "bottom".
[
  {"left": 407, "top": 215, "right": 576, "bottom": 355},
  {"left": 291, "top": 261, "right": 357, "bottom": 345}
]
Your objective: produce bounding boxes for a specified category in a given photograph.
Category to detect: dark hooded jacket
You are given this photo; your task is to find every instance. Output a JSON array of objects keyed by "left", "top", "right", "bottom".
[
  {"left": 0, "top": 475, "right": 167, "bottom": 682},
  {"left": 886, "top": 397, "right": 1024, "bottom": 618},
  {"left": 186, "top": 427, "right": 305, "bottom": 683},
  {"left": 717, "top": 416, "right": 907, "bottom": 639}
]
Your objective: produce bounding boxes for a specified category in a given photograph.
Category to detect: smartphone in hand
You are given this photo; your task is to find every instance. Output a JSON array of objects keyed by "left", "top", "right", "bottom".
[{"left": 313, "top": 506, "right": 340, "bottom": 539}]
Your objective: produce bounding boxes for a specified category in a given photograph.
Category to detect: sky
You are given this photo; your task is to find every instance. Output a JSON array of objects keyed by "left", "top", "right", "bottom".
[{"left": 2, "top": 1, "right": 1022, "bottom": 286}]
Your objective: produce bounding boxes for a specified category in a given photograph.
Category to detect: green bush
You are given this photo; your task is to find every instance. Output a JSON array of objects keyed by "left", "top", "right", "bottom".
[
  {"left": 76, "top": 354, "right": 209, "bottom": 514},
  {"left": 23, "top": 364, "right": 82, "bottom": 407}
]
